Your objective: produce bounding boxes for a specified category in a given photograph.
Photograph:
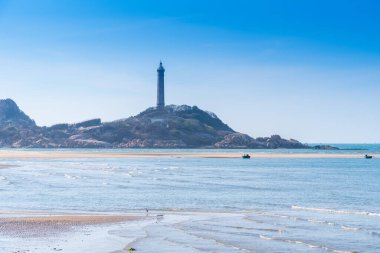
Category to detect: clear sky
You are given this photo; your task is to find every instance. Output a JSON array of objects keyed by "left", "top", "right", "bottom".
[{"left": 0, "top": 0, "right": 379, "bottom": 143}]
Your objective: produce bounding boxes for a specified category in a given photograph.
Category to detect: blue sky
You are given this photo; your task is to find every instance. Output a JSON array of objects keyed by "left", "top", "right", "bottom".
[{"left": 0, "top": 0, "right": 379, "bottom": 143}]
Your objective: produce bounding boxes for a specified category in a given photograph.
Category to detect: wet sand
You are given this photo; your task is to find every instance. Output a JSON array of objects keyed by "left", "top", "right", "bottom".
[
  {"left": 0, "top": 150, "right": 376, "bottom": 159},
  {"left": 0, "top": 164, "right": 19, "bottom": 169},
  {"left": 0, "top": 213, "right": 146, "bottom": 253},
  {"left": 0, "top": 214, "right": 141, "bottom": 238}
]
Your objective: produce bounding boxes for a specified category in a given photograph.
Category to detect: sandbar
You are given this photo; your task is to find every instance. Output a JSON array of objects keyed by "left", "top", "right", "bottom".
[
  {"left": 0, "top": 214, "right": 141, "bottom": 238},
  {"left": 0, "top": 150, "right": 377, "bottom": 159}
]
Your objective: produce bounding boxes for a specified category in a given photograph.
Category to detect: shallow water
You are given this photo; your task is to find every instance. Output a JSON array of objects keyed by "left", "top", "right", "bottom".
[{"left": 0, "top": 147, "right": 379, "bottom": 252}]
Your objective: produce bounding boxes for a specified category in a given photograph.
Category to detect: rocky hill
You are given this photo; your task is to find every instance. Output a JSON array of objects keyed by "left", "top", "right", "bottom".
[
  {"left": 0, "top": 99, "right": 332, "bottom": 149},
  {"left": 0, "top": 99, "right": 36, "bottom": 127}
]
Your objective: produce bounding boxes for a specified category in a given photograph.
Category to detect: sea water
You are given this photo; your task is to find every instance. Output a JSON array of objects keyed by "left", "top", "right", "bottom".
[{"left": 0, "top": 147, "right": 379, "bottom": 252}]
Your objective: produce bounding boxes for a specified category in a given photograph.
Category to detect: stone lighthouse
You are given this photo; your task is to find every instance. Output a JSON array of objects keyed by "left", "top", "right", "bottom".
[{"left": 156, "top": 61, "right": 165, "bottom": 109}]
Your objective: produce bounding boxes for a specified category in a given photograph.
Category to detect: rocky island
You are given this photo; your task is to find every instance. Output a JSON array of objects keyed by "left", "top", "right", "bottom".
[{"left": 0, "top": 98, "right": 335, "bottom": 149}]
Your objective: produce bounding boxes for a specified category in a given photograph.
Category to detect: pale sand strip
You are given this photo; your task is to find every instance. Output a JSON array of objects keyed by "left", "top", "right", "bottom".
[
  {"left": 0, "top": 214, "right": 142, "bottom": 238},
  {"left": 0, "top": 150, "right": 377, "bottom": 159},
  {"left": 0, "top": 164, "right": 19, "bottom": 169}
]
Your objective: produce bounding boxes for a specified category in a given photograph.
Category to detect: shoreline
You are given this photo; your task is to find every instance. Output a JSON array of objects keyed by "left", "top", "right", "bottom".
[
  {"left": 0, "top": 210, "right": 248, "bottom": 253},
  {"left": 0, "top": 211, "right": 230, "bottom": 253},
  {"left": 0, "top": 214, "right": 141, "bottom": 236},
  {"left": 0, "top": 209, "right": 371, "bottom": 253},
  {"left": 0, "top": 213, "right": 146, "bottom": 253},
  {"left": 0, "top": 150, "right": 377, "bottom": 159}
]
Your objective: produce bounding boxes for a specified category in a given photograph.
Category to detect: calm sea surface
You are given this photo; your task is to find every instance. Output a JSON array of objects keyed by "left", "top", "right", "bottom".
[{"left": 0, "top": 145, "right": 379, "bottom": 252}]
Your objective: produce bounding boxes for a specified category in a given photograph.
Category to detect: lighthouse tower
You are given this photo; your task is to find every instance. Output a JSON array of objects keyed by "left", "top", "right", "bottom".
[{"left": 156, "top": 61, "right": 165, "bottom": 109}]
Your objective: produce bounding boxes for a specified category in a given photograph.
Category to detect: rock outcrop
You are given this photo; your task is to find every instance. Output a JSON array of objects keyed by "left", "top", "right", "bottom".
[
  {"left": 0, "top": 99, "right": 335, "bottom": 149},
  {"left": 0, "top": 99, "right": 36, "bottom": 127},
  {"left": 314, "top": 145, "right": 339, "bottom": 150},
  {"left": 215, "top": 133, "right": 307, "bottom": 149}
]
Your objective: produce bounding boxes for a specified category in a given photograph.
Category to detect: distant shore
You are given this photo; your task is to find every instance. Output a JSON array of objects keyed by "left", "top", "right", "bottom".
[{"left": 0, "top": 150, "right": 376, "bottom": 159}]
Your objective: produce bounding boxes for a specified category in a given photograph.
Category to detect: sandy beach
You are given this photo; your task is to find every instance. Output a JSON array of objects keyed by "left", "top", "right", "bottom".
[
  {"left": 0, "top": 214, "right": 140, "bottom": 237},
  {"left": 0, "top": 150, "right": 376, "bottom": 159},
  {"left": 0, "top": 213, "right": 146, "bottom": 253},
  {"left": 0, "top": 211, "right": 247, "bottom": 253}
]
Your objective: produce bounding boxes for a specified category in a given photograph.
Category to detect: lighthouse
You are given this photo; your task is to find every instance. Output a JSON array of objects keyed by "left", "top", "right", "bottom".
[{"left": 157, "top": 61, "right": 165, "bottom": 109}]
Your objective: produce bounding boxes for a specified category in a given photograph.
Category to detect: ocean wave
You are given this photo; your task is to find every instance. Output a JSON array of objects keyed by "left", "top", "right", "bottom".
[
  {"left": 283, "top": 238, "right": 353, "bottom": 253},
  {"left": 189, "top": 223, "right": 356, "bottom": 253},
  {"left": 0, "top": 175, "right": 11, "bottom": 185},
  {"left": 184, "top": 219, "right": 356, "bottom": 253},
  {"left": 257, "top": 234, "right": 355, "bottom": 253},
  {"left": 292, "top": 205, "right": 380, "bottom": 217},
  {"left": 247, "top": 212, "right": 380, "bottom": 237},
  {"left": 174, "top": 224, "right": 256, "bottom": 252},
  {"left": 341, "top": 225, "right": 359, "bottom": 231},
  {"left": 64, "top": 174, "right": 81, "bottom": 180},
  {"left": 202, "top": 222, "right": 283, "bottom": 233},
  {"left": 259, "top": 234, "right": 273, "bottom": 240}
]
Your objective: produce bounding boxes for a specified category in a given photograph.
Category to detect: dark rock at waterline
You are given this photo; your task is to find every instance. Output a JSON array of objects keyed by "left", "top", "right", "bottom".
[{"left": 314, "top": 145, "right": 339, "bottom": 150}]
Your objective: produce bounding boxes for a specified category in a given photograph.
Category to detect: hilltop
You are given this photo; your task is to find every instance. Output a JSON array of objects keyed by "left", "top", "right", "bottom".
[{"left": 0, "top": 99, "right": 329, "bottom": 149}]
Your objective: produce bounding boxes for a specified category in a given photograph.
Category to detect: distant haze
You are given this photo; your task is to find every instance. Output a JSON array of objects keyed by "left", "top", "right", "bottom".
[{"left": 0, "top": 0, "right": 379, "bottom": 143}]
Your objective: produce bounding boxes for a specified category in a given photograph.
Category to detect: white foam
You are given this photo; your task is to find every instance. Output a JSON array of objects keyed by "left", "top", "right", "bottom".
[
  {"left": 292, "top": 205, "right": 380, "bottom": 217},
  {"left": 341, "top": 225, "right": 359, "bottom": 231},
  {"left": 259, "top": 234, "right": 273, "bottom": 240},
  {"left": 333, "top": 250, "right": 354, "bottom": 253},
  {"left": 64, "top": 174, "right": 81, "bottom": 180}
]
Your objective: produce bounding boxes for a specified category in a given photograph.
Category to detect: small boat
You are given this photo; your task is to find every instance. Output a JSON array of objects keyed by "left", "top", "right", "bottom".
[
  {"left": 365, "top": 155, "right": 373, "bottom": 159},
  {"left": 242, "top": 154, "right": 251, "bottom": 159}
]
